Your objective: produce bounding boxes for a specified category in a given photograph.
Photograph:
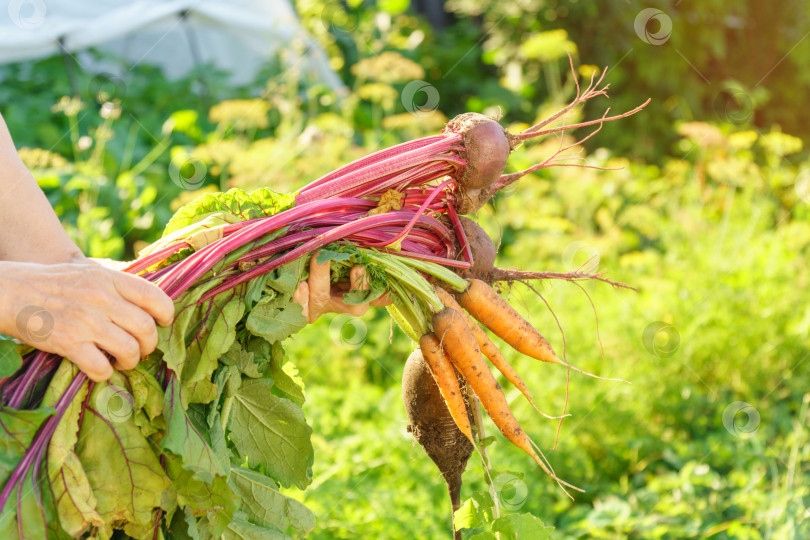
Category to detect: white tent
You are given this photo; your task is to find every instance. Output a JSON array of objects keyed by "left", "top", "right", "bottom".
[{"left": 0, "top": 0, "right": 343, "bottom": 89}]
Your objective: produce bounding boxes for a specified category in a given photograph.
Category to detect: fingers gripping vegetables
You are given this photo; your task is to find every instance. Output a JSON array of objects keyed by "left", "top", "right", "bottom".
[{"left": 0, "top": 59, "right": 643, "bottom": 538}]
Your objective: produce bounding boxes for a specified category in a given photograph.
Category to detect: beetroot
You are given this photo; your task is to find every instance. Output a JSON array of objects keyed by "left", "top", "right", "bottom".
[
  {"left": 402, "top": 347, "right": 474, "bottom": 540},
  {"left": 457, "top": 217, "right": 497, "bottom": 282},
  {"left": 444, "top": 113, "right": 512, "bottom": 190},
  {"left": 444, "top": 113, "right": 512, "bottom": 215}
]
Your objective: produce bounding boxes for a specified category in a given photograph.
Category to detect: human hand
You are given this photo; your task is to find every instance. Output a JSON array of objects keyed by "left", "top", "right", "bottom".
[
  {"left": 292, "top": 255, "right": 391, "bottom": 323},
  {"left": 90, "top": 257, "right": 131, "bottom": 271},
  {"left": 0, "top": 257, "right": 174, "bottom": 381}
]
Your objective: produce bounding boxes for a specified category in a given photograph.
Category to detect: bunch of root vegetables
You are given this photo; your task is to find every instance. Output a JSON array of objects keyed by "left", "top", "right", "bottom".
[{"left": 0, "top": 62, "right": 645, "bottom": 539}]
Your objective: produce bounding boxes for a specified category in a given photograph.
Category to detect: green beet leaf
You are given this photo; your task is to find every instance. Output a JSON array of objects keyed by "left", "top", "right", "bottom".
[
  {"left": 164, "top": 454, "right": 238, "bottom": 537},
  {"left": 166, "top": 505, "right": 201, "bottom": 540},
  {"left": 468, "top": 533, "right": 497, "bottom": 540},
  {"left": 0, "top": 338, "right": 22, "bottom": 379},
  {"left": 453, "top": 491, "right": 497, "bottom": 531},
  {"left": 163, "top": 187, "right": 295, "bottom": 237},
  {"left": 244, "top": 257, "right": 308, "bottom": 343},
  {"left": 246, "top": 297, "right": 306, "bottom": 344},
  {"left": 123, "top": 364, "right": 165, "bottom": 421},
  {"left": 223, "top": 511, "right": 295, "bottom": 540},
  {"left": 0, "top": 406, "right": 55, "bottom": 485},
  {"left": 158, "top": 284, "right": 209, "bottom": 377},
  {"left": 0, "top": 402, "right": 66, "bottom": 538},
  {"left": 265, "top": 256, "right": 308, "bottom": 298},
  {"left": 314, "top": 247, "right": 353, "bottom": 265},
  {"left": 228, "top": 467, "right": 315, "bottom": 538},
  {"left": 40, "top": 361, "right": 104, "bottom": 537},
  {"left": 182, "top": 291, "right": 246, "bottom": 402},
  {"left": 184, "top": 378, "right": 219, "bottom": 406},
  {"left": 222, "top": 343, "right": 262, "bottom": 379},
  {"left": 0, "top": 466, "right": 70, "bottom": 540},
  {"left": 76, "top": 381, "right": 171, "bottom": 531},
  {"left": 187, "top": 404, "right": 232, "bottom": 473},
  {"left": 41, "top": 361, "right": 86, "bottom": 467},
  {"left": 490, "top": 513, "right": 555, "bottom": 539},
  {"left": 159, "top": 281, "right": 246, "bottom": 407},
  {"left": 49, "top": 452, "right": 104, "bottom": 537},
  {"left": 228, "top": 378, "right": 313, "bottom": 490},
  {"left": 342, "top": 286, "right": 386, "bottom": 305},
  {"left": 266, "top": 342, "right": 305, "bottom": 407},
  {"left": 162, "top": 377, "right": 227, "bottom": 483}
]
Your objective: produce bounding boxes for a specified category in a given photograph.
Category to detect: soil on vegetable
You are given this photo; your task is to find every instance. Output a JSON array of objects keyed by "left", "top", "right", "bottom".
[{"left": 402, "top": 349, "right": 475, "bottom": 509}]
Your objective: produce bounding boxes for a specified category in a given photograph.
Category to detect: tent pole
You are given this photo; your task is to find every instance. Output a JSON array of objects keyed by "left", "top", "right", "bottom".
[
  {"left": 180, "top": 9, "right": 211, "bottom": 106},
  {"left": 57, "top": 36, "right": 79, "bottom": 96}
]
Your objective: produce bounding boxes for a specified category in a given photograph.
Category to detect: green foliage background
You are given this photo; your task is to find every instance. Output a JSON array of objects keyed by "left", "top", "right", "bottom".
[{"left": 2, "top": 0, "right": 809, "bottom": 537}]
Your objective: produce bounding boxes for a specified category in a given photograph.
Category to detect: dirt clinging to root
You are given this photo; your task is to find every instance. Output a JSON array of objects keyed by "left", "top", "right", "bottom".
[{"left": 402, "top": 348, "right": 475, "bottom": 538}]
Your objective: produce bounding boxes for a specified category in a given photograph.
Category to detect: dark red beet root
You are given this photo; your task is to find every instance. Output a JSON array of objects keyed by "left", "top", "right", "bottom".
[
  {"left": 457, "top": 217, "right": 497, "bottom": 282},
  {"left": 445, "top": 113, "right": 512, "bottom": 215},
  {"left": 445, "top": 113, "right": 512, "bottom": 190},
  {"left": 403, "top": 348, "right": 475, "bottom": 540}
]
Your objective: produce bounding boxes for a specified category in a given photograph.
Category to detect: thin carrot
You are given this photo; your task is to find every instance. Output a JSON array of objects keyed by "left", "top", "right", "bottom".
[
  {"left": 418, "top": 333, "right": 475, "bottom": 444},
  {"left": 434, "top": 287, "right": 566, "bottom": 421},
  {"left": 456, "top": 279, "right": 562, "bottom": 365},
  {"left": 431, "top": 307, "right": 582, "bottom": 495},
  {"left": 457, "top": 279, "right": 627, "bottom": 382}
]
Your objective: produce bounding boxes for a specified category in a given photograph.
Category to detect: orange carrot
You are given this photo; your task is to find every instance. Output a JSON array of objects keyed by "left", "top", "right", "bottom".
[
  {"left": 419, "top": 334, "right": 475, "bottom": 444},
  {"left": 457, "top": 279, "right": 628, "bottom": 383},
  {"left": 434, "top": 287, "right": 564, "bottom": 420},
  {"left": 456, "top": 279, "right": 563, "bottom": 365},
  {"left": 431, "top": 307, "right": 582, "bottom": 494}
]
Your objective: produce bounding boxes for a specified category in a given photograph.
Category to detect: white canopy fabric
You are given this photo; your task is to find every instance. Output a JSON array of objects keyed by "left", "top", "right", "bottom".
[{"left": 0, "top": 0, "right": 343, "bottom": 88}]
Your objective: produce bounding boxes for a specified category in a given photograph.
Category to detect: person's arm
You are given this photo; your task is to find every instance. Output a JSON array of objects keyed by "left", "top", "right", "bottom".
[
  {"left": 0, "top": 114, "right": 83, "bottom": 263},
  {"left": 0, "top": 113, "right": 174, "bottom": 381}
]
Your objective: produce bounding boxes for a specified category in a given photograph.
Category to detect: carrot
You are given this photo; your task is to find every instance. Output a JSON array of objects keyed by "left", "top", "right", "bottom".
[
  {"left": 431, "top": 307, "right": 582, "bottom": 495},
  {"left": 456, "top": 278, "right": 563, "bottom": 365},
  {"left": 434, "top": 287, "right": 565, "bottom": 421},
  {"left": 418, "top": 334, "right": 475, "bottom": 444},
  {"left": 457, "top": 279, "right": 628, "bottom": 383}
]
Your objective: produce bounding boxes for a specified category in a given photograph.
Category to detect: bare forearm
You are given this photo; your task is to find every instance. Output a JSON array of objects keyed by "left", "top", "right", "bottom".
[{"left": 0, "top": 114, "right": 82, "bottom": 263}]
